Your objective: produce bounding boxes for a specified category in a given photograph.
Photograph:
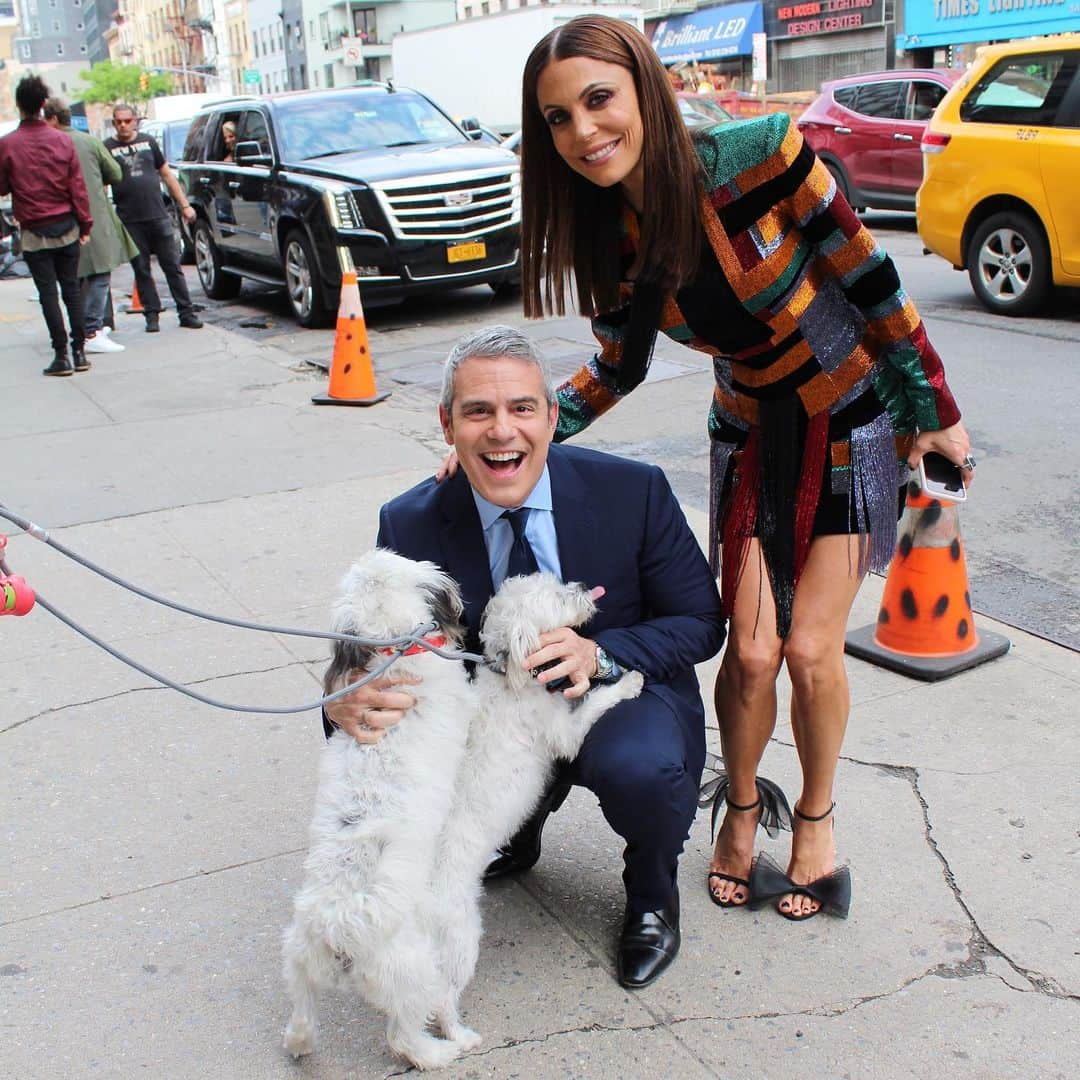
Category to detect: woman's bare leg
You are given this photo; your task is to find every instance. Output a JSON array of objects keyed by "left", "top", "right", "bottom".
[
  {"left": 781, "top": 534, "right": 865, "bottom": 917},
  {"left": 709, "top": 542, "right": 784, "bottom": 904}
]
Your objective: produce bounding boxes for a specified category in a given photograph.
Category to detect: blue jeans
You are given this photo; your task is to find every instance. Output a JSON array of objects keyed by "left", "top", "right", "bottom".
[{"left": 82, "top": 271, "right": 111, "bottom": 336}]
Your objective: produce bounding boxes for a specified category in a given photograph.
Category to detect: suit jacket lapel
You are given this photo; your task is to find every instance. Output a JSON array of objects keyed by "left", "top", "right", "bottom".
[
  {"left": 549, "top": 446, "right": 602, "bottom": 593},
  {"left": 439, "top": 473, "right": 494, "bottom": 648}
]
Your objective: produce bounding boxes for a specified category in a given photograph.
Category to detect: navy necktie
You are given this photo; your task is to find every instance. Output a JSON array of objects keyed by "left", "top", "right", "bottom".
[{"left": 503, "top": 507, "right": 539, "bottom": 579}]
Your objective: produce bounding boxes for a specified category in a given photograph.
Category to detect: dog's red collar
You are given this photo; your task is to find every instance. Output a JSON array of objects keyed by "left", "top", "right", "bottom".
[{"left": 379, "top": 634, "right": 448, "bottom": 658}]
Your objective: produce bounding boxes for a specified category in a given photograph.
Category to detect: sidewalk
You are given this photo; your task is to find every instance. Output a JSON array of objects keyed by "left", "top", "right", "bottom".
[{"left": 2, "top": 274, "right": 1076, "bottom": 1079}]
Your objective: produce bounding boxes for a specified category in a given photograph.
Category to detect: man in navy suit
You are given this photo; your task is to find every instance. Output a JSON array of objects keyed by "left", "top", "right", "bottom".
[{"left": 325, "top": 325, "right": 725, "bottom": 988}]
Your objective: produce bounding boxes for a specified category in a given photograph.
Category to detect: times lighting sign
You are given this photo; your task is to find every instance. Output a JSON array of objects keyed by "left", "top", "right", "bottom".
[
  {"left": 766, "top": 0, "right": 885, "bottom": 37},
  {"left": 898, "top": 0, "right": 1077, "bottom": 49}
]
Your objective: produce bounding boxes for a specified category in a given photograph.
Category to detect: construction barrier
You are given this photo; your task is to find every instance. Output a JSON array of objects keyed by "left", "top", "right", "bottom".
[
  {"left": 845, "top": 485, "right": 1010, "bottom": 680},
  {"left": 312, "top": 271, "right": 390, "bottom": 407}
]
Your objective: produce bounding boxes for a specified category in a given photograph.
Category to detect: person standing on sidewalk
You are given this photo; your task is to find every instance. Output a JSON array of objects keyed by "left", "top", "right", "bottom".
[
  {"left": 0, "top": 75, "right": 92, "bottom": 376},
  {"left": 104, "top": 104, "right": 202, "bottom": 333},
  {"left": 43, "top": 97, "right": 139, "bottom": 355}
]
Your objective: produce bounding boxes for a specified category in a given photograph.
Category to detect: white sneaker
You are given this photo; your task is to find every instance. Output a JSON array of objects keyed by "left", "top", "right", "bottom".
[{"left": 85, "top": 332, "right": 125, "bottom": 354}]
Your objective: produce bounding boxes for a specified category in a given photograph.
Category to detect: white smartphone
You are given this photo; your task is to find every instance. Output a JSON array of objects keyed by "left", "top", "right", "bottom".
[{"left": 918, "top": 451, "right": 967, "bottom": 502}]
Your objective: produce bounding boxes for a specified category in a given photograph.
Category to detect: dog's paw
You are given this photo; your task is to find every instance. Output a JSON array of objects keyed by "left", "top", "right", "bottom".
[
  {"left": 448, "top": 1023, "right": 482, "bottom": 1051},
  {"left": 621, "top": 670, "right": 645, "bottom": 699},
  {"left": 394, "top": 1034, "right": 461, "bottom": 1071},
  {"left": 282, "top": 1019, "right": 315, "bottom": 1059}
]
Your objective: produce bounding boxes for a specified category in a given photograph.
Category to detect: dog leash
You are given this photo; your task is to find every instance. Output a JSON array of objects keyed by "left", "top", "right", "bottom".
[{"left": 0, "top": 502, "right": 486, "bottom": 715}]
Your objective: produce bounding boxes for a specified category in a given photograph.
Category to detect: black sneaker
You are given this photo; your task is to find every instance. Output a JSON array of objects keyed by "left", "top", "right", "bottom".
[
  {"left": 179, "top": 312, "right": 204, "bottom": 329},
  {"left": 43, "top": 351, "right": 74, "bottom": 377},
  {"left": 145, "top": 312, "right": 160, "bottom": 333},
  {"left": 72, "top": 348, "right": 90, "bottom": 372}
]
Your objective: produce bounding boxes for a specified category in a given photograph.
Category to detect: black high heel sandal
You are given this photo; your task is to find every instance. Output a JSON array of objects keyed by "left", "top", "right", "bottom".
[
  {"left": 748, "top": 802, "right": 852, "bottom": 921},
  {"left": 699, "top": 753, "right": 792, "bottom": 908}
]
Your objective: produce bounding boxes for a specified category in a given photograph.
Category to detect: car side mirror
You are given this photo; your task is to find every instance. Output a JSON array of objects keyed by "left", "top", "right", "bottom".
[
  {"left": 459, "top": 117, "right": 483, "bottom": 140},
  {"left": 235, "top": 140, "right": 273, "bottom": 167}
]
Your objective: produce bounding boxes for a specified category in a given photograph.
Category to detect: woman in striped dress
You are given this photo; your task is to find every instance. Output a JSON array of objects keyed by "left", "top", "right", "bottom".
[{"left": 519, "top": 16, "right": 973, "bottom": 920}]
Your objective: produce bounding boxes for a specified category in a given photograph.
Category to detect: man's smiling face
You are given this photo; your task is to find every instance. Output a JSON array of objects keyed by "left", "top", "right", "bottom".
[{"left": 439, "top": 355, "right": 558, "bottom": 508}]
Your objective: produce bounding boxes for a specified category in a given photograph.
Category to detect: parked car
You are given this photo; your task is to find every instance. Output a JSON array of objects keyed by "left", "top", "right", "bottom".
[
  {"left": 175, "top": 85, "right": 521, "bottom": 327},
  {"left": 140, "top": 115, "right": 196, "bottom": 263},
  {"left": 797, "top": 69, "right": 962, "bottom": 212},
  {"left": 917, "top": 37, "right": 1080, "bottom": 316},
  {"left": 676, "top": 92, "right": 735, "bottom": 130}
]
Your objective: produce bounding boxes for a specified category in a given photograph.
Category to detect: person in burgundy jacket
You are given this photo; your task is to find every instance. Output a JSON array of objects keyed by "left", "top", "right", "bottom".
[{"left": 0, "top": 75, "right": 93, "bottom": 376}]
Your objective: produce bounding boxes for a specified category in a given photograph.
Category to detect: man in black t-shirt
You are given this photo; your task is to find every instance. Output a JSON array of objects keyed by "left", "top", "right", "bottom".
[{"left": 104, "top": 104, "right": 202, "bottom": 332}]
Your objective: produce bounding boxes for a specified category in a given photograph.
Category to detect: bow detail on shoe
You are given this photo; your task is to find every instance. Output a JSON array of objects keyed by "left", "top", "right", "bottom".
[
  {"left": 697, "top": 753, "right": 794, "bottom": 841},
  {"left": 748, "top": 851, "right": 852, "bottom": 919}
]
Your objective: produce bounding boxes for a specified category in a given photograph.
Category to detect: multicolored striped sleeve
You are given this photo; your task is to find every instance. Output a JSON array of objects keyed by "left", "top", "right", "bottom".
[
  {"left": 554, "top": 301, "right": 651, "bottom": 442},
  {"left": 771, "top": 117, "right": 961, "bottom": 431}
]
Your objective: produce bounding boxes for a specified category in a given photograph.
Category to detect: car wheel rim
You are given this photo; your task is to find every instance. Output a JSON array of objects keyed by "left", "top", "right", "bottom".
[
  {"left": 978, "top": 227, "right": 1033, "bottom": 303},
  {"left": 195, "top": 230, "right": 215, "bottom": 289},
  {"left": 285, "top": 241, "right": 312, "bottom": 320}
]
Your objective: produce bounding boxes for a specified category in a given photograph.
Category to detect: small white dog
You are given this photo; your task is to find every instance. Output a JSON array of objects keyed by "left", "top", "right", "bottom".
[
  {"left": 428, "top": 573, "right": 644, "bottom": 1049},
  {"left": 281, "top": 549, "right": 475, "bottom": 1070},
  {"left": 282, "top": 560, "right": 642, "bottom": 1070}
]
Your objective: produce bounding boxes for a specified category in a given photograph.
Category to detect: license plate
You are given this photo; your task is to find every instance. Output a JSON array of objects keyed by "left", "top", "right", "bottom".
[{"left": 447, "top": 241, "right": 486, "bottom": 264}]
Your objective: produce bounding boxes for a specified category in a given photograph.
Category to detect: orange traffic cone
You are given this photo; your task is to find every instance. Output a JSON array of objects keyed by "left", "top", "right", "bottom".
[
  {"left": 125, "top": 283, "right": 144, "bottom": 314},
  {"left": 846, "top": 484, "right": 1009, "bottom": 680},
  {"left": 312, "top": 271, "right": 390, "bottom": 407}
]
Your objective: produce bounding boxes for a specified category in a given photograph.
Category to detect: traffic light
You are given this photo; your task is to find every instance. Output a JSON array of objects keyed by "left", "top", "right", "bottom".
[{"left": 139, "top": 72, "right": 149, "bottom": 92}]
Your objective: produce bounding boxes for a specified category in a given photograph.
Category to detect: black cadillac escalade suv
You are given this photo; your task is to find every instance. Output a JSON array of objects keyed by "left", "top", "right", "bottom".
[{"left": 177, "top": 85, "right": 521, "bottom": 327}]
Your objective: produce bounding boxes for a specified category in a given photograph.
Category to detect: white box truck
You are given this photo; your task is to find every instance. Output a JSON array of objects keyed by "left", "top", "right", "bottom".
[{"left": 390, "top": 6, "right": 643, "bottom": 136}]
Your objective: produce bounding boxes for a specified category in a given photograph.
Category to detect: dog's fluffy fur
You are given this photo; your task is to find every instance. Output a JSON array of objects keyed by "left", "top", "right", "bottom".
[
  {"left": 281, "top": 550, "right": 475, "bottom": 1070},
  {"left": 282, "top": 558, "right": 642, "bottom": 1070}
]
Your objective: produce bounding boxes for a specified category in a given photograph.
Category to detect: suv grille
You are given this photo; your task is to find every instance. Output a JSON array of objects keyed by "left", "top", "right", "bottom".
[{"left": 370, "top": 167, "right": 520, "bottom": 241}]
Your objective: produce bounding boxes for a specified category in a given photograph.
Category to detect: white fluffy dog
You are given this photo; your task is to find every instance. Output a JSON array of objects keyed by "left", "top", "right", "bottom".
[
  {"left": 282, "top": 560, "right": 642, "bottom": 1071},
  {"left": 428, "top": 572, "right": 643, "bottom": 1048},
  {"left": 281, "top": 549, "right": 475, "bottom": 1070}
]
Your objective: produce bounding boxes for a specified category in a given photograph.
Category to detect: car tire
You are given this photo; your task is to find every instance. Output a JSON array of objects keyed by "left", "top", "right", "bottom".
[
  {"left": 824, "top": 160, "right": 863, "bottom": 212},
  {"left": 966, "top": 211, "right": 1051, "bottom": 317},
  {"left": 283, "top": 230, "right": 335, "bottom": 328},
  {"left": 168, "top": 203, "right": 194, "bottom": 264},
  {"left": 193, "top": 218, "right": 242, "bottom": 300}
]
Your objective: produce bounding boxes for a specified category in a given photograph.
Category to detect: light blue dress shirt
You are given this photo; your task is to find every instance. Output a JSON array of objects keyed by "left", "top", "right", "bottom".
[{"left": 472, "top": 464, "right": 562, "bottom": 588}]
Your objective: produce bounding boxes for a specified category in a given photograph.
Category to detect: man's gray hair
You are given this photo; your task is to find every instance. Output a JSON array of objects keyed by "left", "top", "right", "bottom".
[{"left": 440, "top": 325, "right": 556, "bottom": 411}]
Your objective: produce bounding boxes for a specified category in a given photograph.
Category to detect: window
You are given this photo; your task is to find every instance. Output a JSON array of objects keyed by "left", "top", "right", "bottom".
[
  {"left": 481, "top": 2, "right": 490, "bottom": 13},
  {"left": 853, "top": 82, "right": 904, "bottom": 120},
  {"left": 464, "top": 4, "right": 472, "bottom": 16},
  {"left": 354, "top": 7, "right": 376, "bottom": 41},
  {"left": 319, "top": 12, "right": 329, "bottom": 47},
  {"left": 324, "top": 63, "right": 334, "bottom": 89},
  {"left": 252, "top": 31, "right": 258, "bottom": 58},
  {"left": 238, "top": 110, "right": 271, "bottom": 156},
  {"left": 960, "top": 53, "right": 1078, "bottom": 128},
  {"left": 906, "top": 81, "right": 946, "bottom": 123},
  {"left": 56, "top": 42, "right": 64, "bottom": 55}
]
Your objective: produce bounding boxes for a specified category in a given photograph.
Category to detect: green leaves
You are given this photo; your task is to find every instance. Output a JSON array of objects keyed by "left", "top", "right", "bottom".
[{"left": 76, "top": 61, "right": 172, "bottom": 105}]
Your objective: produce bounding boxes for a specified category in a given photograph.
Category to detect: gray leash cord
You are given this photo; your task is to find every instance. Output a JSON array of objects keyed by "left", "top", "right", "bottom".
[{"left": 1, "top": 504, "right": 486, "bottom": 714}]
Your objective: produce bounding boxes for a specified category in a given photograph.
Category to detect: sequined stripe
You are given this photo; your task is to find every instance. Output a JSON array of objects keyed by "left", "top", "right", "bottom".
[
  {"left": 733, "top": 351, "right": 819, "bottom": 398},
  {"left": 830, "top": 434, "right": 915, "bottom": 468},
  {"left": 848, "top": 411, "right": 901, "bottom": 576},
  {"left": 719, "top": 125, "right": 812, "bottom": 237},
  {"left": 731, "top": 337, "right": 813, "bottom": 387},
  {"left": 720, "top": 426, "right": 760, "bottom": 620},
  {"left": 798, "top": 341, "right": 876, "bottom": 417},
  {"left": 708, "top": 439, "right": 739, "bottom": 575},
  {"left": 733, "top": 328, "right": 803, "bottom": 372}
]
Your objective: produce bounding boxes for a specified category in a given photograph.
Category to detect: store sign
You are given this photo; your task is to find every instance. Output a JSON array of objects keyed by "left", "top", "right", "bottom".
[
  {"left": 651, "top": 3, "right": 765, "bottom": 63},
  {"left": 898, "top": 0, "right": 1076, "bottom": 50},
  {"left": 765, "top": 0, "right": 885, "bottom": 37}
]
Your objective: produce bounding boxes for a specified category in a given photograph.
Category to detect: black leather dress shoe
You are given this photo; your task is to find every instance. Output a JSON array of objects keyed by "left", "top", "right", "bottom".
[
  {"left": 483, "top": 773, "right": 573, "bottom": 881},
  {"left": 617, "top": 891, "right": 680, "bottom": 989}
]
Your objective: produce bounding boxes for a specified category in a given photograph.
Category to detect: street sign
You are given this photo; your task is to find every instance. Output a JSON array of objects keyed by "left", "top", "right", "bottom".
[
  {"left": 751, "top": 32, "right": 767, "bottom": 85},
  {"left": 242, "top": 68, "right": 260, "bottom": 86},
  {"left": 340, "top": 36, "right": 364, "bottom": 65}
]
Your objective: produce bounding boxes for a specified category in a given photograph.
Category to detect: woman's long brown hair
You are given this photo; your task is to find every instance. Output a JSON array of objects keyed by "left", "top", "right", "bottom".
[{"left": 521, "top": 15, "right": 703, "bottom": 319}]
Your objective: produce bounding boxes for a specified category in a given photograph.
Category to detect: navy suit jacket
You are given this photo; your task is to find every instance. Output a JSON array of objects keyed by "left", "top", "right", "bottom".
[{"left": 375, "top": 443, "right": 725, "bottom": 726}]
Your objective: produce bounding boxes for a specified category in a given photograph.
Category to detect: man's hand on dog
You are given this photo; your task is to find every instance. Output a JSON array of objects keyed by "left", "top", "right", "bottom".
[
  {"left": 525, "top": 628, "right": 597, "bottom": 700},
  {"left": 326, "top": 671, "right": 421, "bottom": 745}
]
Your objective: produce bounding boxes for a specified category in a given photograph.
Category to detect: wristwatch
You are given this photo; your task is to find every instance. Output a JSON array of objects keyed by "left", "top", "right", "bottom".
[{"left": 593, "top": 645, "right": 618, "bottom": 683}]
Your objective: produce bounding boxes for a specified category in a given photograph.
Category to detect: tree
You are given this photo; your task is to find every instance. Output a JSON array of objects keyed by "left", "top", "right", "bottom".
[{"left": 77, "top": 61, "right": 172, "bottom": 106}]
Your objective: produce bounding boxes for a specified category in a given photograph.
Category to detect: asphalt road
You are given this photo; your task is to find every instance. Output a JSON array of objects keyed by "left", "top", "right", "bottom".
[{"left": 183, "top": 216, "right": 1080, "bottom": 649}]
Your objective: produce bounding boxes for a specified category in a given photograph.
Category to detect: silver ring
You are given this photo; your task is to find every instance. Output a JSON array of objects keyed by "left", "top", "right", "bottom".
[{"left": 960, "top": 456, "right": 977, "bottom": 471}]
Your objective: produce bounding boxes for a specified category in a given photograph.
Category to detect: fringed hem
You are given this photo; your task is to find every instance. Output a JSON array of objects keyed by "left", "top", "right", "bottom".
[{"left": 848, "top": 411, "right": 902, "bottom": 577}]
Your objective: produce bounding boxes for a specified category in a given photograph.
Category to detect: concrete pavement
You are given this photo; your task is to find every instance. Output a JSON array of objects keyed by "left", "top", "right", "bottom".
[{"left": 2, "top": 271, "right": 1077, "bottom": 1079}]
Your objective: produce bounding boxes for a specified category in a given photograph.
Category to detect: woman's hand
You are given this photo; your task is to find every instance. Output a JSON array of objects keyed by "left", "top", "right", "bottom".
[
  {"left": 325, "top": 671, "right": 421, "bottom": 745},
  {"left": 524, "top": 628, "right": 598, "bottom": 700},
  {"left": 435, "top": 448, "right": 459, "bottom": 483},
  {"left": 908, "top": 422, "right": 975, "bottom": 487}
]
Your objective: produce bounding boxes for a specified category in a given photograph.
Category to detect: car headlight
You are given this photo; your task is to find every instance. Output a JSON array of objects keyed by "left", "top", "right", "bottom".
[{"left": 322, "top": 188, "right": 364, "bottom": 230}]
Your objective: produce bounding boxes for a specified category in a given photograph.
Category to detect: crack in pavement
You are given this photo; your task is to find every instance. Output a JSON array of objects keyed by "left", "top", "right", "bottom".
[
  {"left": 0, "top": 846, "right": 306, "bottom": 929},
  {"left": 1, "top": 656, "right": 320, "bottom": 735}
]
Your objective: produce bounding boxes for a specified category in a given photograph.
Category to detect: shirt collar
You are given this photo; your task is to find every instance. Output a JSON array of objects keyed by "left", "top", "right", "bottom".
[{"left": 472, "top": 463, "right": 553, "bottom": 532}]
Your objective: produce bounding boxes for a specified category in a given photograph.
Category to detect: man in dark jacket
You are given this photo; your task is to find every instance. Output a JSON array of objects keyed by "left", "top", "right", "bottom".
[{"left": 0, "top": 76, "right": 92, "bottom": 376}]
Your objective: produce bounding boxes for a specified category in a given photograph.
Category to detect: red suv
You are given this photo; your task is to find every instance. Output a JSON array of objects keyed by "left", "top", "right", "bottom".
[{"left": 797, "top": 69, "right": 961, "bottom": 212}]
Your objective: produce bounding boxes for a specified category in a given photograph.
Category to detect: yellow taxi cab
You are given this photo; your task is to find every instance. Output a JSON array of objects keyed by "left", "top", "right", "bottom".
[{"left": 917, "top": 36, "right": 1080, "bottom": 316}]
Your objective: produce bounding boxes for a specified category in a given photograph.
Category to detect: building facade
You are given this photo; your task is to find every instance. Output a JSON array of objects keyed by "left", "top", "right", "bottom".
[{"left": 12, "top": 0, "right": 110, "bottom": 65}]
